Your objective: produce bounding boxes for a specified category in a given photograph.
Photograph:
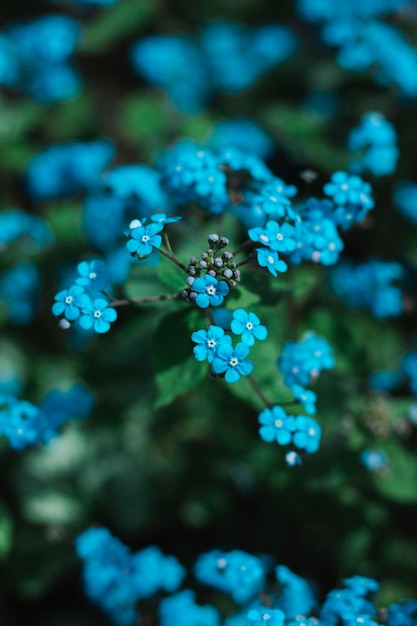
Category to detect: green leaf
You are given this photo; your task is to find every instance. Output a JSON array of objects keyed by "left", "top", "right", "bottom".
[
  {"left": 0, "top": 504, "right": 13, "bottom": 558},
  {"left": 152, "top": 308, "right": 201, "bottom": 373},
  {"left": 120, "top": 93, "right": 168, "bottom": 143},
  {"left": 155, "top": 355, "right": 209, "bottom": 409},
  {"left": 225, "top": 284, "right": 260, "bottom": 310},
  {"left": 82, "top": 0, "right": 154, "bottom": 53},
  {"left": 374, "top": 442, "right": 417, "bottom": 503},
  {"left": 156, "top": 256, "right": 187, "bottom": 292}
]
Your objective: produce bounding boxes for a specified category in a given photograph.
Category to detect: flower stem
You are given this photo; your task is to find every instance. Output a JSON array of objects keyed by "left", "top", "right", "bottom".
[
  {"left": 158, "top": 247, "right": 188, "bottom": 273},
  {"left": 247, "top": 375, "right": 272, "bottom": 408},
  {"left": 232, "top": 240, "right": 255, "bottom": 256},
  {"left": 109, "top": 293, "right": 180, "bottom": 308},
  {"left": 163, "top": 232, "right": 173, "bottom": 254}
]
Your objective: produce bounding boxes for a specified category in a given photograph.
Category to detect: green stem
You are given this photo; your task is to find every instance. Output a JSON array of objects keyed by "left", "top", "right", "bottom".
[
  {"left": 158, "top": 247, "right": 188, "bottom": 273},
  {"left": 247, "top": 375, "right": 272, "bottom": 408},
  {"left": 163, "top": 232, "right": 174, "bottom": 254},
  {"left": 109, "top": 293, "right": 180, "bottom": 308}
]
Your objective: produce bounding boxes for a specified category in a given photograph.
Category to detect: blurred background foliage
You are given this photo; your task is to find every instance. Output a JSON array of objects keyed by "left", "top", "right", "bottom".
[{"left": 0, "top": 0, "right": 417, "bottom": 624}]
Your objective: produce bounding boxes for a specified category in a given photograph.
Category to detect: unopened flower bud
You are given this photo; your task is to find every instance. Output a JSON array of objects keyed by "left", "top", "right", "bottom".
[
  {"left": 186, "top": 277, "right": 195, "bottom": 287},
  {"left": 220, "top": 236, "right": 229, "bottom": 247},
  {"left": 222, "top": 251, "right": 233, "bottom": 261},
  {"left": 214, "top": 258, "right": 223, "bottom": 267},
  {"left": 223, "top": 268, "right": 233, "bottom": 279},
  {"left": 208, "top": 233, "right": 220, "bottom": 245},
  {"left": 199, "top": 261, "right": 207, "bottom": 269},
  {"left": 208, "top": 269, "right": 216, "bottom": 277}
]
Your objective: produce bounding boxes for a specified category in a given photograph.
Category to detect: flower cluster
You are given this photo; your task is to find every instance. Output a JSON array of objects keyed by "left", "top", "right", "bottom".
[
  {"left": 194, "top": 549, "right": 266, "bottom": 603},
  {"left": 192, "top": 309, "right": 267, "bottom": 383},
  {"left": 209, "top": 118, "right": 275, "bottom": 159},
  {"left": 258, "top": 405, "right": 322, "bottom": 458},
  {"left": 276, "top": 565, "right": 317, "bottom": 617},
  {"left": 347, "top": 112, "right": 398, "bottom": 176},
  {"left": 278, "top": 332, "right": 335, "bottom": 390},
  {"left": 0, "top": 210, "right": 53, "bottom": 249},
  {"left": 330, "top": 259, "right": 404, "bottom": 319},
  {"left": 320, "top": 575, "right": 379, "bottom": 626},
  {"left": 0, "top": 261, "right": 41, "bottom": 326},
  {"left": 75, "top": 528, "right": 185, "bottom": 626},
  {"left": 0, "top": 385, "right": 93, "bottom": 450},
  {"left": 52, "top": 259, "right": 117, "bottom": 333},
  {"left": 0, "top": 15, "right": 81, "bottom": 103},
  {"left": 131, "top": 22, "right": 297, "bottom": 112},
  {"left": 183, "top": 234, "right": 240, "bottom": 305},
  {"left": 323, "top": 171, "right": 374, "bottom": 230}
]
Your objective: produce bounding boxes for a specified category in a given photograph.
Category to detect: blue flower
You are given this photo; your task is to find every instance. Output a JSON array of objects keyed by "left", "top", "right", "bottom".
[
  {"left": 79, "top": 298, "right": 117, "bottom": 333},
  {"left": 247, "top": 608, "right": 285, "bottom": 626},
  {"left": 258, "top": 406, "right": 296, "bottom": 445},
  {"left": 360, "top": 449, "right": 388, "bottom": 472},
  {"left": 192, "top": 275, "right": 229, "bottom": 308},
  {"left": 76, "top": 260, "right": 112, "bottom": 291},
  {"left": 292, "top": 416, "right": 321, "bottom": 453},
  {"left": 150, "top": 213, "right": 182, "bottom": 225},
  {"left": 126, "top": 223, "right": 163, "bottom": 258},
  {"left": 191, "top": 326, "right": 232, "bottom": 363},
  {"left": 231, "top": 309, "right": 267, "bottom": 347},
  {"left": 52, "top": 285, "right": 89, "bottom": 321},
  {"left": 285, "top": 451, "right": 302, "bottom": 467},
  {"left": 264, "top": 220, "right": 297, "bottom": 253},
  {"left": 291, "top": 384, "right": 317, "bottom": 415},
  {"left": 256, "top": 248, "right": 287, "bottom": 276},
  {"left": 211, "top": 342, "right": 253, "bottom": 383}
]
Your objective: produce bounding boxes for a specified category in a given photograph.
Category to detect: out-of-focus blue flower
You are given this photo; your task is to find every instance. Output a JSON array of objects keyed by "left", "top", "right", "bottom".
[
  {"left": 24, "top": 64, "right": 81, "bottom": 104},
  {"left": 209, "top": 119, "right": 275, "bottom": 159},
  {"left": 75, "top": 260, "right": 112, "bottom": 291},
  {"left": 393, "top": 181, "right": 417, "bottom": 227},
  {"left": 39, "top": 384, "right": 94, "bottom": 431},
  {"left": 292, "top": 416, "right": 321, "bottom": 453},
  {"left": 160, "top": 590, "right": 220, "bottom": 626},
  {"left": 323, "top": 171, "right": 374, "bottom": 230},
  {"left": 104, "top": 165, "right": 169, "bottom": 215},
  {"left": 290, "top": 199, "right": 344, "bottom": 266},
  {"left": 0, "top": 210, "right": 53, "bottom": 248},
  {"left": 348, "top": 112, "right": 398, "bottom": 176},
  {"left": 0, "top": 261, "right": 41, "bottom": 325},
  {"left": 402, "top": 349, "right": 417, "bottom": 396},
  {"left": 276, "top": 565, "right": 317, "bottom": 618},
  {"left": 25, "top": 140, "right": 115, "bottom": 200},
  {"left": 368, "top": 370, "right": 403, "bottom": 392},
  {"left": 247, "top": 608, "right": 285, "bottom": 626},
  {"left": 292, "top": 384, "right": 317, "bottom": 415},
  {"left": 51, "top": 0, "right": 118, "bottom": 6},
  {"left": 194, "top": 549, "right": 266, "bottom": 604},
  {"left": 278, "top": 333, "right": 334, "bottom": 388},
  {"left": 330, "top": 259, "right": 404, "bottom": 318},
  {"left": 258, "top": 406, "right": 296, "bottom": 445},
  {"left": 0, "top": 35, "right": 19, "bottom": 86},
  {"left": 131, "top": 35, "right": 210, "bottom": 113},
  {"left": 387, "top": 599, "right": 417, "bottom": 626}
]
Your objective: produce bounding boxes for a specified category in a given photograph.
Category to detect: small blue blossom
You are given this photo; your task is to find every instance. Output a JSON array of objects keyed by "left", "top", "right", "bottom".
[
  {"left": 285, "top": 450, "right": 302, "bottom": 467},
  {"left": 292, "top": 416, "right": 321, "bottom": 453},
  {"left": 150, "top": 213, "right": 182, "bottom": 225},
  {"left": 79, "top": 298, "right": 117, "bottom": 334},
  {"left": 76, "top": 260, "right": 112, "bottom": 291},
  {"left": 256, "top": 248, "right": 288, "bottom": 277},
  {"left": 247, "top": 608, "right": 285, "bottom": 626},
  {"left": 211, "top": 342, "right": 254, "bottom": 383},
  {"left": 191, "top": 326, "right": 232, "bottom": 363},
  {"left": 360, "top": 449, "right": 388, "bottom": 472},
  {"left": 291, "top": 384, "right": 317, "bottom": 415},
  {"left": 258, "top": 406, "right": 296, "bottom": 445},
  {"left": 323, "top": 171, "right": 374, "bottom": 230},
  {"left": 231, "top": 309, "right": 267, "bottom": 346},
  {"left": 126, "top": 222, "right": 163, "bottom": 258},
  {"left": 343, "top": 576, "right": 379, "bottom": 596},
  {"left": 276, "top": 565, "right": 317, "bottom": 618},
  {"left": 192, "top": 275, "right": 230, "bottom": 308},
  {"left": 52, "top": 285, "right": 89, "bottom": 321}
]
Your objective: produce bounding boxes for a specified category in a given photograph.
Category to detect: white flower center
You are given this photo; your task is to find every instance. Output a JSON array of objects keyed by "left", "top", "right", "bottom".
[
  {"left": 274, "top": 419, "right": 283, "bottom": 428},
  {"left": 89, "top": 272, "right": 97, "bottom": 279},
  {"left": 206, "top": 285, "right": 216, "bottom": 296},
  {"left": 229, "top": 357, "right": 239, "bottom": 367},
  {"left": 313, "top": 225, "right": 320, "bottom": 232},
  {"left": 217, "top": 558, "right": 227, "bottom": 569},
  {"left": 340, "top": 183, "right": 349, "bottom": 191},
  {"left": 263, "top": 615, "right": 271, "bottom": 621},
  {"left": 94, "top": 310, "right": 102, "bottom": 318},
  {"left": 328, "top": 243, "right": 336, "bottom": 251},
  {"left": 141, "top": 235, "right": 150, "bottom": 243},
  {"left": 267, "top": 255, "right": 275, "bottom": 265},
  {"left": 65, "top": 296, "right": 73, "bottom": 304},
  {"left": 292, "top": 366, "right": 299, "bottom": 373},
  {"left": 276, "top": 233, "right": 283, "bottom": 241},
  {"left": 259, "top": 234, "right": 269, "bottom": 243},
  {"left": 308, "top": 427, "right": 316, "bottom": 436},
  {"left": 245, "top": 322, "right": 254, "bottom": 330},
  {"left": 207, "top": 339, "right": 216, "bottom": 348},
  {"left": 314, "top": 350, "right": 322, "bottom": 357}
]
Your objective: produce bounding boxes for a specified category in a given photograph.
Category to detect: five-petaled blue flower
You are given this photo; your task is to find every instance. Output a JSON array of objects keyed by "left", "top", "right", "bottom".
[
  {"left": 79, "top": 298, "right": 118, "bottom": 334},
  {"left": 258, "top": 405, "right": 296, "bottom": 445},
  {"left": 292, "top": 416, "right": 321, "bottom": 453},
  {"left": 231, "top": 309, "right": 267, "bottom": 347},
  {"left": 247, "top": 608, "right": 285, "bottom": 626},
  {"left": 192, "top": 275, "right": 229, "bottom": 308},
  {"left": 76, "top": 260, "right": 112, "bottom": 291},
  {"left": 256, "top": 248, "right": 287, "bottom": 277},
  {"left": 52, "top": 285, "right": 89, "bottom": 320},
  {"left": 191, "top": 326, "right": 231, "bottom": 363},
  {"left": 211, "top": 342, "right": 254, "bottom": 383},
  {"left": 127, "top": 222, "right": 163, "bottom": 257},
  {"left": 264, "top": 220, "right": 297, "bottom": 253}
]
